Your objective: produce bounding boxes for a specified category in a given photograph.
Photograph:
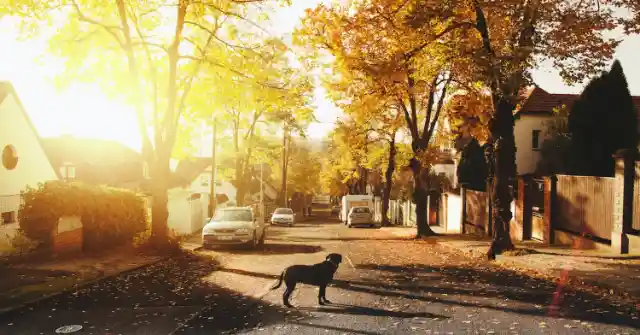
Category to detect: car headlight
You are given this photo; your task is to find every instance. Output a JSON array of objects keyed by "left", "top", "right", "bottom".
[
  {"left": 236, "top": 228, "right": 252, "bottom": 234},
  {"left": 202, "top": 227, "right": 215, "bottom": 235}
]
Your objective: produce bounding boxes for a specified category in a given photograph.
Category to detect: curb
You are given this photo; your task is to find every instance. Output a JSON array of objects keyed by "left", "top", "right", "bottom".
[{"left": 0, "top": 256, "right": 169, "bottom": 316}]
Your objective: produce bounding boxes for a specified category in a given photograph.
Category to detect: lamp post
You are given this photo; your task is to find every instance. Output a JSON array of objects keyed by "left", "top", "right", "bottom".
[
  {"left": 260, "top": 161, "right": 264, "bottom": 213},
  {"left": 208, "top": 117, "right": 217, "bottom": 218}
]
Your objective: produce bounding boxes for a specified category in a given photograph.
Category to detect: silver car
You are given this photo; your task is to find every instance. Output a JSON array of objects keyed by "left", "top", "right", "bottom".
[
  {"left": 271, "top": 208, "right": 295, "bottom": 226},
  {"left": 347, "top": 206, "right": 374, "bottom": 228},
  {"left": 202, "top": 207, "right": 267, "bottom": 249}
]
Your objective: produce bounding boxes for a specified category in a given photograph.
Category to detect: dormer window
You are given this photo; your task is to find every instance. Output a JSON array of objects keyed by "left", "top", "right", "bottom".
[
  {"left": 200, "top": 175, "right": 209, "bottom": 187},
  {"left": 60, "top": 162, "right": 76, "bottom": 180},
  {"left": 143, "top": 162, "right": 150, "bottom": 179}
]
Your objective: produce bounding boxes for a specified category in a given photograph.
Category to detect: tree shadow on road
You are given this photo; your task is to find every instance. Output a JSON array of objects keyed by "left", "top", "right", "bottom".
[
  {"left": 287, "top": 321, "right": 381, "bottom": 335},
  {"left": 350, "top": 263, "right": 640, "bottom": 329},
  {"left": 210, "top": 243, "right": 323, "bottom": 255},
  {"left": 213, "top": 263, "right": 639, "bottom": 329},
  {"left": 0, "top": 253, "right": 308, "bottom": 334},
  {"left": 300, "top": 303, "right": 445, "bottom": 318}
]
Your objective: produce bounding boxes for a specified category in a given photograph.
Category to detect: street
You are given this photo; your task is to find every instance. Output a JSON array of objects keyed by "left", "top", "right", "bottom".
[{"left": 1, "top": 216, "right": 639, "bottom": 334}]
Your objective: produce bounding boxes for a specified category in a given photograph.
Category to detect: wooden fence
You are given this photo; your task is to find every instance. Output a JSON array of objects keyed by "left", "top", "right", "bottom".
[
  {"left": 431, "top": 153, "right": 640, "bottom": 253},
  {"left": 633, "top": 161, "right": 640, "bottom": 232},
  {"left": 465, "top": 190, "right": 489, "bottom": 233},
  {"left": 555, "top": 175, "right": 615, "bottom": 241}
]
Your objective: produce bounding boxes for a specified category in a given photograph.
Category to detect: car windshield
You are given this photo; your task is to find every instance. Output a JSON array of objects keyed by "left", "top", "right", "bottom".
[
  {"left": 274, "top": 208, "right": 293, "bottom": 215},
  {"left": 212, "top": 210, "right": 252, "bottom": 222},
  {"left": 352, "top": 207, "right": 370, "bottom": 213}
]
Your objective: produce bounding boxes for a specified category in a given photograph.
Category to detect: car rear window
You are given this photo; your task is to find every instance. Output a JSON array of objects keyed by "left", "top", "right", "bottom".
[
  {"left": 274, "top": 208, "right": 293, "bottom": 214},
  {"left": 212, "top": 210, "right": 252, "bottom": 221}
]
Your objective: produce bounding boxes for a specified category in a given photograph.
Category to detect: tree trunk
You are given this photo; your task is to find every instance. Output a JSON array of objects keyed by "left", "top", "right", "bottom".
[
  {"left": 280, "top": 123, "right": 289, "bottom": 206},
  {"left": 487, "top": 95, "right": 516, "bottom": 259},
  {"left": 382, "top": 140, "right": 396, "bottom": 226},
  {"left": 150, "top": 150, "right": 170, "bottom": 246},
  {"left": 409, "top": 157, "right": 436, "bottom": 237}
]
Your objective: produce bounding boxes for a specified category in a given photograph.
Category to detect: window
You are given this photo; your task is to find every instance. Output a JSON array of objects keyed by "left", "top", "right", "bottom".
[
  {"left": 60, "top": 165, "right": 76, "bottom": 180},
  {"left": 2, "top": 145, "right": 18, "bottom": 170},
  {"left": 200, "top": 175, "right": 209, "bottom": 187},
  {"left": 212, "top": 209, "right": 252, "bottom": 222},
  {"left": 532, "top": 130, "right": 541, "bottom": 150},
  {"left": 2, "top": 211, "right": 16, "bottom": 225},
  {"left": 352, "top": 207, "right": 370, "bottom": 214},
  {"left": 143, "top": 162, "right": 150, "bottom": 179},
  {"left": 274, "top": 208, "right": 293, "bottom": 215}
]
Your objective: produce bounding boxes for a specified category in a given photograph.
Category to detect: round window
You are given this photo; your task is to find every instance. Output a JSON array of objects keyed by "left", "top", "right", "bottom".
[{"left": 2, "top": 145, "right": 18, "bottom": 170}]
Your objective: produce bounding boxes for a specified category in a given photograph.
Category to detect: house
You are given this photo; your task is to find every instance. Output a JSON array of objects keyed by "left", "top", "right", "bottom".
[
  {"left": 0, "top": 82, "right": 59, "bottom": 245},
  {"left": 166, "top": 158, "right": 278, "bottom": 235},
  {"left": 514, "top": 86, "right": 640, "bottom": 175},
  {"left": 40, "top": 135, "right": 149, "bottom": 189}
]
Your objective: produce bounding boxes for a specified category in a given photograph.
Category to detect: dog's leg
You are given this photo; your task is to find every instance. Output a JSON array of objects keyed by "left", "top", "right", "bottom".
[
  {"left": 318, "top": 285, "right": 331, "bottom": 305},
  {"left": 283, "top": 282, "right": 296, "bottom": 308}
]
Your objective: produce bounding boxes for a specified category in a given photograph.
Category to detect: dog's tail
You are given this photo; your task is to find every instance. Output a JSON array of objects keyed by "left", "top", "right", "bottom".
[{"left": 270, "top": 270, "right": 285, "bottom": 290}]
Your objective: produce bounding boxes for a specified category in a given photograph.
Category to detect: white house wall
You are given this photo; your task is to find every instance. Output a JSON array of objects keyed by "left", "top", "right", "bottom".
[
  {"left": 166, "top": 188, "right": 208, "bottom": 235},
  {"left": 432, "top": 163, "right": 457, "bottom": 187},
  {"left": 0, "top": 92, "right": 59, "bottom": 247},
  {"left": 514, "top": 115, "right": 555, "bottom": 175},
  {"left": 191, "top": 173, "right": 238, "bottom": 206},
  {"left": 0, "top": 94, "right": 58, "bottom": 196}
]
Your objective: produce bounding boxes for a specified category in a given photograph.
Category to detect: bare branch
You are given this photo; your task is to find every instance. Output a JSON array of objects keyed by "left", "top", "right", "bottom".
[
  {"left": 71, "top": 0, "right": 124, "bottom": 48},
  {"left": 185, "top": 20, "right": 259, "bottom": 51},
  {"left": 405, "top": 21, "right": 477, "bottom": 59}
]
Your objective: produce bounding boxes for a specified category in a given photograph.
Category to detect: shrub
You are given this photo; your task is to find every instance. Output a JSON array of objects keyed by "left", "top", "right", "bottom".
[
  {"left": 133, "top": 227, "right": 185, "bottom": 256},
  {"left": 19, "top": 181, "right": 148, "bottom": 252}
]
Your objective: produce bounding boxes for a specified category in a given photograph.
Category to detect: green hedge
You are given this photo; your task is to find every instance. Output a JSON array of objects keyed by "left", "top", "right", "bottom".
[{"left": 19, "top": 181, "right": 148, "bottom": 251}]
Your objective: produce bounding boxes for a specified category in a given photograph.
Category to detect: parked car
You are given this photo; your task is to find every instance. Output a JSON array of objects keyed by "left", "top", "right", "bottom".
[
  {"left": 346, "top": 206, "right": 374, "bottom": 228},
  {"left": 202, "top": 207, "right": 266, "bottom": 249},
  {"left": 271, "top": 207, "right": 295, "bottom": 226}
]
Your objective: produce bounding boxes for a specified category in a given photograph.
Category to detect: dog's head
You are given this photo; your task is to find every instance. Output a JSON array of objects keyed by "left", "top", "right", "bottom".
[{"left": 325, "top": 253, "right": 343, "bottom": 267}]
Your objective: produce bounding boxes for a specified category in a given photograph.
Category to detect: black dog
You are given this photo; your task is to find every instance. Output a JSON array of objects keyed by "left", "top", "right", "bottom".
[{"left": 270, "top": 253, "right": 343, "bottom": 307}]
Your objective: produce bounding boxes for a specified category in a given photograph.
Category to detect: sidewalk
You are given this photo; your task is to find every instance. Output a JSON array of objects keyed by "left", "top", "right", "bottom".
[
  {"left": 432, "top": 232, "right": 640, "bottom": 297},
  {"left": 0, "top": 246, "right": 166, "bottom": 314}
]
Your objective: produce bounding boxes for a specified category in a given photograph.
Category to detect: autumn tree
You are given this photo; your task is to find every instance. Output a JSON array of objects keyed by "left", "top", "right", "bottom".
[
  {"left": 2, "top": 0, "right": 293, "bottom": 245},
  {"left": 335, "top": 89, "right": 406, "bottom": 224},
  {"left": 296, "top": 3, "right": 460, "bottom": 236},
  {"left": 444, "top": 90, "right": 493, "bottom": 190},
  {"left": 278, "top": 140, "right": 323, "bottom": 196},
  {"left": 190, "top": 41, "right": 315, "bottom": 206},
  {"left": 568, "top": 60, "right": 638, "bottom": 177},
  {"left": 536, "top": 106, "right": 571, "bottom": 176},
  {"left": 297, "top": 0, "right": 639, "bottom": 257}
]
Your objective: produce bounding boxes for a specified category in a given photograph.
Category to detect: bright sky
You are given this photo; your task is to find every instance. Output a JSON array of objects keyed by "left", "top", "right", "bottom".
[{"left": 0, "top": 2, "right": 639, "bottom": 152}]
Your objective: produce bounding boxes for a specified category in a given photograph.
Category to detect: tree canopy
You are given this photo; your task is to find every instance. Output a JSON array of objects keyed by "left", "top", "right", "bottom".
[{"left": 568, "top": 60, "right": 638, "bottom": 177}]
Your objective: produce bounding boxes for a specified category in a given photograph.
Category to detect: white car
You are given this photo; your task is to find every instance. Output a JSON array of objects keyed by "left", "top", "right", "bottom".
[
  {"left": 347, "top": 206, "right": 374, "bottom": 228},
  {"left": 202, "top": 207, "right": 266, "bottom": 249},
  {"left": 271, "top": 208, "right": 295, "bottom": 226}
]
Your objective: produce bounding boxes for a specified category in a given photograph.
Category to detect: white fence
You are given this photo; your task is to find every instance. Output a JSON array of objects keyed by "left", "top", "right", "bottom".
[{"left": 386, "top": 199, "right": 417, "bottom": 227}]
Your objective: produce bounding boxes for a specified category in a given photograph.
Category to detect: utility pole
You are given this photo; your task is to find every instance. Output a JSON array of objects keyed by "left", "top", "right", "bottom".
[
  {"left": 208, "top": 117, "right": 217, "bottom": 218},
  {"left": 260, "top": 161, "right": 264, "bottom": 215},
  {"left": 281, "top": 120, "right": 288, "bottom": 207}
]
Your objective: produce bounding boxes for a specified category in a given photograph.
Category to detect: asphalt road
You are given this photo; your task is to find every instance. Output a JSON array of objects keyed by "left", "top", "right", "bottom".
[{"left": 1, "top": 217, "right": 638, "bottom": 334}]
